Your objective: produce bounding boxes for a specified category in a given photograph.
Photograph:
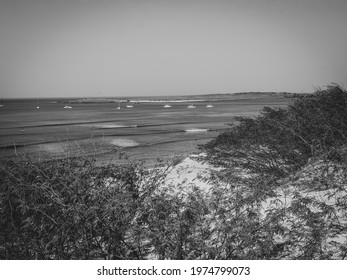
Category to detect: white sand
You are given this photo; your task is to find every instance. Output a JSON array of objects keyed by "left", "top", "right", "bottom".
[
  {"left": 109, "top": 138, "right": 139, "bottom": 147},
  {"left": 163, "top": 154, "right": 215, "bottom": 193},
  {"left": 93, "top": 124, "right": 128, "bottom": 128},
  {"left": 184, "top": 128, "right": 209, "bottom": 133}
]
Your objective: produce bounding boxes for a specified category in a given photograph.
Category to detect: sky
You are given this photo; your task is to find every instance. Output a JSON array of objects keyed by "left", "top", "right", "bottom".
[{"left": 1, "top": 0, "right": 347, "bottom": 98}]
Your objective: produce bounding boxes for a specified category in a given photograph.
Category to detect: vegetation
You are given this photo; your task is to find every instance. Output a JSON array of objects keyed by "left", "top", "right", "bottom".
[
  {"left": 1, "top": 84, "right": 347, "bottom": 259},
  {"left": 199, "top": 84, "right": 347, "bottom": 259}
]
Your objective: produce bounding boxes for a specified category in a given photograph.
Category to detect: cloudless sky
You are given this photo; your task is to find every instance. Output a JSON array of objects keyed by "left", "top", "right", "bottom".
[{"left": 1, "top": 0, "right": 347, "bottom": 98}]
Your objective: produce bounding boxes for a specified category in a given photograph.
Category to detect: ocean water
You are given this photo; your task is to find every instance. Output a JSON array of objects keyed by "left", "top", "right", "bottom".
[{"left": 0, "top": 96, "right": 290, "bottom": 165}]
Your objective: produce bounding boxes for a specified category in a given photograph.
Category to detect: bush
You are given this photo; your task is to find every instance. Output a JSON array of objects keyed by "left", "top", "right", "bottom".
[
  {"left": 0, "top": 156, "right": 161, "bottom": 259},
  {"left": 201, "top": 84, "right": 347, "bottom": 178}
]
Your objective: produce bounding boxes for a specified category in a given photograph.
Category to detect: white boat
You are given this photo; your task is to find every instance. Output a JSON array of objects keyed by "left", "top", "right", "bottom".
[
  {"left": 187, "top": 104, "right": 196, "bottom": 109},
  {"left": 206, "top": 99, "right": 213, "bottom": 108},
  {"left": 126, "top": 104, "right": 133, "bottom": 108},
  {"left": 163, "top": 104, "right": 171, "bottom": 108},
  {"left": 36, "top": 99, "right": 40, "bottom": 109},
  {"left": 64, "top": 105, "right": 72, "bottom": 109}
]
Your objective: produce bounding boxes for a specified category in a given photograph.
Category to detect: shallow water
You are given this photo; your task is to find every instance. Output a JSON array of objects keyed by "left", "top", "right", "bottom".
[{"left": 0, "top": 96, "right": 290, "bottom": 164}]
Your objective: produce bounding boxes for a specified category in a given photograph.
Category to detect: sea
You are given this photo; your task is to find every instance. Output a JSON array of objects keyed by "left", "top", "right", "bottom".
[{"left": 0, "top": 94, "right": 291, "bottom": 166}]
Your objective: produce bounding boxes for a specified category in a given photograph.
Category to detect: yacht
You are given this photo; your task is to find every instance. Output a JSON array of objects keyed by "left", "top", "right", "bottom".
[
  {"left": 64, "top": 105, "right": 72, "bottom": 109},
  {"left": 187, "top": 104, "right": 196, "bottom": 109},
  {"left": 163, "top": 104, "right": 171, "bottom": 108},
  {"left": 126, "top": 104, "right": 133, "bottom": 108}
]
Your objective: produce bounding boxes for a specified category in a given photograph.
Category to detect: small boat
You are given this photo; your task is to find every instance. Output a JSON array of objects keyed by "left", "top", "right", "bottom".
[
  {"left": 126, "top": 104, "right": 133, "bottom": 108},
  {"left": 187, "top": 104, "right": 196, "bottom": 109},
  {"left": 163, "top": 104, "right": 171, "bottom": 108},
  {"left": 206, "top": 99, "right": 213, "bottom": 108},
  {"left": 64, "top": 105, "right": 72, "bottom": 109}
]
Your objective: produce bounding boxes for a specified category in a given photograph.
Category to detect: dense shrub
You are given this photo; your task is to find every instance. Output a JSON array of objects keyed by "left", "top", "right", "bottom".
[
  {"left": 201, "top": 84, "right": 347, "bottom": 178},
  {"left": 0, "top": 156, "right": 163, "bottom": 259}
]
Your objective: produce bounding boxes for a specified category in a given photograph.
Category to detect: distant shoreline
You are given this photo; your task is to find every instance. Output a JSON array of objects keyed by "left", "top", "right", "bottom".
[{"left": 2, "top": 91, "right": 310, "bottom": 102}]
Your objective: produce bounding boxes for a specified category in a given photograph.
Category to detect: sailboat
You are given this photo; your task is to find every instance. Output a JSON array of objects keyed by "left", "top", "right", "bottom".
[
  {"left": 0, "top": 98, "right": 4, "bottom": 108},
  {"left": 36, "top": 99, "right": 40, "bottom": 109},
  {"left": 116, "top": 102, "right": 121, "bottom": 110}
]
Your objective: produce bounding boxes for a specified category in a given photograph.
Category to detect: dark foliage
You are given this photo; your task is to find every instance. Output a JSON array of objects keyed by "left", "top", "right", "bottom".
[
  {"left": 0, "top": 157, "right": 153, "bottom": 259},
  {"left": 201, "top": 84, "right": 347, "bottom": 177}
]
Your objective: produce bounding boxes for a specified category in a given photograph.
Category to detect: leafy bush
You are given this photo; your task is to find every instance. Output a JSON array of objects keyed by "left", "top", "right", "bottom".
[
  {"left": 201, "top": 84, "right": 347, "bottom": 178},
  {"left": 0, "top": 156, "right": 162, "bottom": 259}
]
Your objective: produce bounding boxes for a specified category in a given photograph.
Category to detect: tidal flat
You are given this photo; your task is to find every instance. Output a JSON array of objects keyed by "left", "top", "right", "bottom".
[{"left": 0, "top": 93, "right": 291, "bottom": 165}]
